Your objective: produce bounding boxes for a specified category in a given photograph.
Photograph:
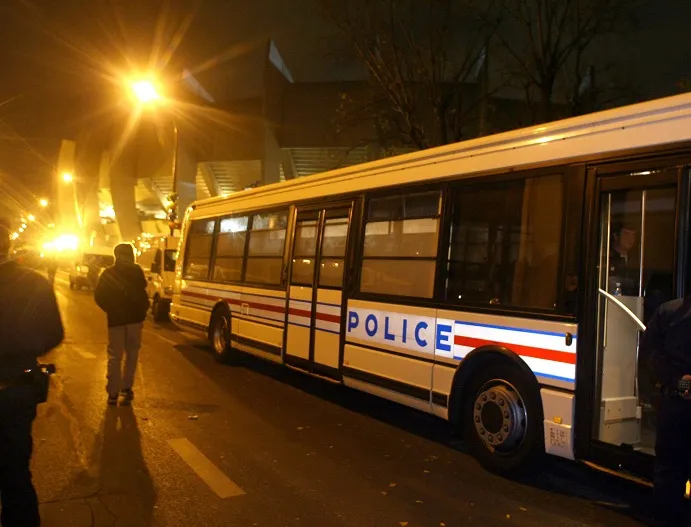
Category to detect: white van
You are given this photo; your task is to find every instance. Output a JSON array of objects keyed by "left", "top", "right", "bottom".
[
  {"left": 68, "top": 246, "right": 115, "bottom": 291},
  {"left": 137, "top": 236, "right": 179, "bottom": 321}
]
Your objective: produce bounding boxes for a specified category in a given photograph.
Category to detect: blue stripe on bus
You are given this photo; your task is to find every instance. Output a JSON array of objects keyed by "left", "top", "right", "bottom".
[
  {"left": 454, "top": 320, "right": 577, "bottom": 339},
  {"left": 535, "top": 372, "right": 576, "bottom": 383}
]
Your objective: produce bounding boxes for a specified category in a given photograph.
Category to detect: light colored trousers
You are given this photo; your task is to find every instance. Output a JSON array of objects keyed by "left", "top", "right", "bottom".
[{"left": 106, "top": 323, "right": 143, "bottom": 395}]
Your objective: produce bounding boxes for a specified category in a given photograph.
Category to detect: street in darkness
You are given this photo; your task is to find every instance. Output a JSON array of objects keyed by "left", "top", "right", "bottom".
[{"left": 32, "top": 272, "right": 653, "bottom": 526}]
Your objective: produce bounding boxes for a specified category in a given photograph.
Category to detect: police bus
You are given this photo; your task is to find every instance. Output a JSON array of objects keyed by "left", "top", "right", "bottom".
[{"left": 171, "top": 93, "right": 691, "bottom": 479}]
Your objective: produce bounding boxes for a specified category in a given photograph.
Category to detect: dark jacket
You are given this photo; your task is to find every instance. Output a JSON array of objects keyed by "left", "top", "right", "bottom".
[
  {"left": 0, "top": 260, "right": 64, "bottom": 379},
  {"left": 608, "top": 249, "right": 639, "bottom": 296},
  {"left": 639, "top": 297, "right": 691, "bottom": 391},
  {"left": 94, "top": 261, "right": 149, "bottom": 327}
]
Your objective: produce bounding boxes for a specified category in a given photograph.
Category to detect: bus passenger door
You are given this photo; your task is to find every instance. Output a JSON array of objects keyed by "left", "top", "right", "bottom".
[
  {"left": 593, "top": 168, "right": 680, "bottom": 460},
  {"left": 285, "top": 205, "right": 352, "bottom": 379}
]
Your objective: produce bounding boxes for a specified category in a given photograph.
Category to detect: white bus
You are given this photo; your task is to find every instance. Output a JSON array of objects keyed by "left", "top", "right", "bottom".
[{"left": 171, "top": 93, "right": 691, "bottom": 478}]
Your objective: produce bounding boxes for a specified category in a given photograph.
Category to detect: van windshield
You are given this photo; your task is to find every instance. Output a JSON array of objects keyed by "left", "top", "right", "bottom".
[
  {"left": 164, "top": 249, "right": 177, "bottom": 272},
  {"left": 83, "top": 254, "right": 114, "bottom": 268}
]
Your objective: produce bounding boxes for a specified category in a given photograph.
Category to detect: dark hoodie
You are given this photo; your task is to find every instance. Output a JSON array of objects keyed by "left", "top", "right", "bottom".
[
  {"left": 94, "top": 244, "right": 150, "bottom": 327},
  {"left": 0, "top": 260, "right": 64, "bottom": 379}
]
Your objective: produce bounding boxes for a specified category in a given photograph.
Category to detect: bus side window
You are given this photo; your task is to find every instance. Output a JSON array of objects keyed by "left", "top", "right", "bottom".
[
  {"left": 445, "top": 174, "right": 564, "bottom": 310},
  {"left": 245, "top": 210, "right": 288, "bottom": 286},
  {"left": 182, "top": 219, "right": 216, "bottom": 280},
  {"left": 359, "top": 191, "right": 441, "bottom": 298},
  {"left": 213, "top": 216, "right": 249, "bottom": 283}
]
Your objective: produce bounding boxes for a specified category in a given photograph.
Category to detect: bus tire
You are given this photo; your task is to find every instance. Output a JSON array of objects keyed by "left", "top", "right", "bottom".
[
  {"left": 209, "top": 305, "right": 235, "bottom": 363},
  {"left": 462, "top": 361, "right": 544, "bottom": 474}
]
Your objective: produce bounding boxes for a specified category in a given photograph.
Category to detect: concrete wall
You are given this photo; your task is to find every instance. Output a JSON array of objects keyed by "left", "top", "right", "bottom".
[{"left": 109, "top": 145, "right": 141, "bottom": 243}]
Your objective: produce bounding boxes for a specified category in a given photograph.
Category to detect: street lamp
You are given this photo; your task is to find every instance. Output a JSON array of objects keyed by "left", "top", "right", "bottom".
[
  {"left": 27, "top": 214, "right": 35, "bottom": 222},
  {"left": 130, "top": 79, "right": 161, "bottom": 104},
  {"left": 128, "top": 77, "right": 179, "bottom": 235},
  {"left": 39, "top": 198, "right": 49, "bottom": 208},
  {"left": 62, "top": 172, "right": 73, "bottom": 183}
]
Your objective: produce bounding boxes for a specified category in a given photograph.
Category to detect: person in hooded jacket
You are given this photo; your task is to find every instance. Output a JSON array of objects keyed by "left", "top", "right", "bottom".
[
  {"left": 94, "top": 243, "right": 149, "bottom": 406},
  {"left": 0, "top": 218, "right": 63, "bottom": 526}
]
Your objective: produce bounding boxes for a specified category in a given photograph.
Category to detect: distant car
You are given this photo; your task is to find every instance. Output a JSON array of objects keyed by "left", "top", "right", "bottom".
[
  {"left": 13, "top": 248, "right": 42, "bottom": 269},
  {"left": 137, "top": 236, "right": 179, "bottom": 321},
  {"left": 69, "top": 248, "right": 115, "bottom": 291}
]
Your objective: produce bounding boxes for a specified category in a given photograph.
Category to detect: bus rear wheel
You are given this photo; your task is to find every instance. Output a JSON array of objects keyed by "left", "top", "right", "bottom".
[
  {"left": 210, "top": 306, "right": 234, "bottom": 363},
  {"left": 462, "top": 362, "right": 543, "bottom": 474}
]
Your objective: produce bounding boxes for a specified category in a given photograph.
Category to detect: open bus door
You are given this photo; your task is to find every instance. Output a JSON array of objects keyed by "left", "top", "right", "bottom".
[{"left": 584, "top": 164, "right": 689, "bottom": 478}]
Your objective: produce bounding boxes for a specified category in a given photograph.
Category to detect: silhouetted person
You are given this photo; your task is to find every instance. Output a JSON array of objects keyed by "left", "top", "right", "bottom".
[
  {"left": 640, "top": 297, "right": 691, "bottom": 526},
  {"left": 608, "top": 221, "right": 639, "bottom": 296},
  {"left": 45, "top": 256, "right": 58, "bottom": 286},
  {"left": 94, "top": 244, "right": 149, "bottom": 406},
  {"left": 0, "top": 218, "right": 64, "bottom": 526}
]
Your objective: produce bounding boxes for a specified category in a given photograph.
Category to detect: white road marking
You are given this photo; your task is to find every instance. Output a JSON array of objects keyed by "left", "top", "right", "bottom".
[
  {"left": 143, "top": 329, "right": 178, "bottom": 346},
  {"left": 167, "top": 438, "right": 245, "bottom": 498},
  {"left": 76, "top": 349, "right": 97, "bottom": 359},
  {"left": 180, "top": 331, "right": 203, "bottom": 341}
]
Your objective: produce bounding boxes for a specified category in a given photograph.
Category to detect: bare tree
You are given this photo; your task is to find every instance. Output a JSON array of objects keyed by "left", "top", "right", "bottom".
[
  {"left": 319, "top": 0, "right": 498, "bottom": 150},
  {"left": 494, "top": 0, "right": 634, "bottom": 123}
]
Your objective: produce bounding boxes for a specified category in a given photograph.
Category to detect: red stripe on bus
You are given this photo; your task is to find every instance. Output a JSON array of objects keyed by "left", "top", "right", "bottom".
[
  {"left": 182, "top": 290, "right": 339, "bottom": 322},
  {"left": 289, "top": 307, "right": 341, "bottom": 324},
  {"left": 182, "top": 290, "right": 286, "bottom": 315},
  {"left": 453, "top": 335, "right": 576, "bottom": 365},
  {"left": 182, "top": 291, "right": 211, "bottom": 301}
]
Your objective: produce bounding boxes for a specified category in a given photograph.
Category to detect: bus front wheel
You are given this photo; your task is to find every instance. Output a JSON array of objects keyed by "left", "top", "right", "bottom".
[
  {"left": 210, "top": 306, "right": 234, "bottom": 363},
  {"left": 462, "top": 362, "right": 544, "bottom": 474}
]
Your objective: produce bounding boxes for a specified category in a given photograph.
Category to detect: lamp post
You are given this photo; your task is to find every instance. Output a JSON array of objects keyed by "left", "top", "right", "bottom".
[
  {"left": 61, "top": 172, "right": 82, "bottom": 229},
  {"left": 128, "top": 79, "right": 179, "bottom": 235}
]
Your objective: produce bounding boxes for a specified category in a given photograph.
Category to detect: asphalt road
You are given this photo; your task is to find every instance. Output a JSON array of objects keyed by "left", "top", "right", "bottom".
[{"left": 31, "top": 272, "right": 657, "bottom": 526}]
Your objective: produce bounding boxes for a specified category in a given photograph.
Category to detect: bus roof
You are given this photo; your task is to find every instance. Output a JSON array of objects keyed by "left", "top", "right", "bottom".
[{"left": 190, "top": 93, "right": 691, "bottom": 217}]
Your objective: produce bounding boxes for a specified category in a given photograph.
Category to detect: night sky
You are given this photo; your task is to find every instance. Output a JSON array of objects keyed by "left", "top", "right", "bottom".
[
  {"left": 0, "top": 0, "right": 346, "bottom": 209},
  {"left": 0, "top": 0, "right": 688, "bottom": 209}
]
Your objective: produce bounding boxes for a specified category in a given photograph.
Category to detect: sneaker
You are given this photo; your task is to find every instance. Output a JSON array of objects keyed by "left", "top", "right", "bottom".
[
  {"left": 120, "top": 388, "right": 134, "bottom": 406},
  {"left": 107, "top": 394, "right": 118, "bottom": 406}
]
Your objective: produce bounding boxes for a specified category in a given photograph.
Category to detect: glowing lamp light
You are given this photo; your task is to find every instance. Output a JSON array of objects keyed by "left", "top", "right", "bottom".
[
  {"left": 62, "top": 172, "right": 74, "bottom": 183},
  {"left": 28, "top": 214, "right": 35, "bottom": 222},
  {"left": 39, "top": 199, "right": 49, "bottom": 208},
  {"left": 99, "top": 205, "right": 115, "bottom": 219},
  {"left": 43, "top": 234, "right": 79, "bottom": 253},
  {"left": 131, "top": 80, "right": 161, "bottom": 104}
]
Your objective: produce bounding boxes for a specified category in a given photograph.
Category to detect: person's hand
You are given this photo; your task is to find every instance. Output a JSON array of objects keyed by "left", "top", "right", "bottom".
[{"left": 682, "top": 374, "right": 691, "bottom": 401}]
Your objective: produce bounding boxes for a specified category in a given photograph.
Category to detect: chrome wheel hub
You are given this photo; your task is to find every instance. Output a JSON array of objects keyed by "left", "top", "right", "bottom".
[
  {"left": 473, "top": 381, "right": 527, "bottom": 453},
  {"left": 213, "top": 316, "right": 229, "bottom": 354}
]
